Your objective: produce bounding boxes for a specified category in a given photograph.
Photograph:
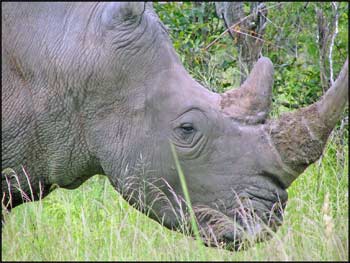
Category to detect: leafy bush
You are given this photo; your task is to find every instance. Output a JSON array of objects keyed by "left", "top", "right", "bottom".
[{"left": 154, "top": 2, "right": 348, "bottom": 113}]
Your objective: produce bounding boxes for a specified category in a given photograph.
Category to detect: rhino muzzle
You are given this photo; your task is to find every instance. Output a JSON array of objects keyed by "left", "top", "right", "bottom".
[{"left": 190, "top": 178, "right": 288, "bottom": 250}]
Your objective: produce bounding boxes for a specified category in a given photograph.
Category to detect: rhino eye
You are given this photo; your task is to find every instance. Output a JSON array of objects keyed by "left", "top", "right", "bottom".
[
  {"left": 174, "top": 123, "right": 197, "bottom": 143},
  {"left": 180, "top": 123, "right": 195, "bottom": 134}
]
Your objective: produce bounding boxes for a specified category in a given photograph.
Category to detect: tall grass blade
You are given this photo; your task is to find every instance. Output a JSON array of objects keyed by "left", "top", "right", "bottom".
[{"left": 170, "top": 143, "right": 202, "bottom": 248}]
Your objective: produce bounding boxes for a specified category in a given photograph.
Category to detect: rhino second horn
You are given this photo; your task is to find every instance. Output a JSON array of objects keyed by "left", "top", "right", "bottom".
[
  {"left": 219, "top": 57, "right": 274, "bottom": 124},
  {"left": 266, "top": 58, "right": 348, "bottom": 188},
  {"left": 317, "top": 58, "right": 348, "bottom": 128}
]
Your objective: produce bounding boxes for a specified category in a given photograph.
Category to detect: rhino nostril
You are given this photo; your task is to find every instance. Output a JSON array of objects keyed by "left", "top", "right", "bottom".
[
  {"left": 222, "top": 231, "right": 237, "bottom": 242},
  {"left": 221, "top": 231, "right": 246, "bottom": 251}
]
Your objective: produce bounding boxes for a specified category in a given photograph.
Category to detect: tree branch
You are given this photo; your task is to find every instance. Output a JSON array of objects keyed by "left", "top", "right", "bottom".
[{"left": 329, "top": 2, "right": 339, "bottom": 86}]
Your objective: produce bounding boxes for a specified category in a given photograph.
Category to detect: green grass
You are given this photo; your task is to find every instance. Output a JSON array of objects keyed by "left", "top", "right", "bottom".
[{"left": 2, "top": 135, "right": 348, "bottom": 261}]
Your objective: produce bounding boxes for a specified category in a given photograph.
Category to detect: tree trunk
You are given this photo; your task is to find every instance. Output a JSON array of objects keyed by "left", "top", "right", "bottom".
[
  {"left": 316, "top": 3, "right": 340, "bottom": 93},
  {"left": 215, "top": 2, "right": 268, "bottom": 83}
]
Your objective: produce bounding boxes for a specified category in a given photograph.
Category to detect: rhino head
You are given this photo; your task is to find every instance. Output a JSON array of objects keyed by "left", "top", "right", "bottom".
[
  {"left": 2, "top": 2, "right": 348, "bottom": 250},
  {"left": 84, "top": 3, "right": 348, "bottom": 249}
]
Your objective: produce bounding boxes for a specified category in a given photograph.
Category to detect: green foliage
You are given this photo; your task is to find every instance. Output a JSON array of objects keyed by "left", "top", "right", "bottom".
[
  {"left": 154, "top": 2, "right": 237, "bottom": 91},
  {"left": 155, "top": 2, "right": 222, "bottom": 62},
  {"left": 264, "top": 2, "right": 348, "bottom": 112},
  {"left": 155, "top": 2, "right": 348, "bottom": 112}
]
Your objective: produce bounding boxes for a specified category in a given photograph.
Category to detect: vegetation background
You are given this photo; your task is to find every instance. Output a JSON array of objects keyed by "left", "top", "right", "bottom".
[{"left": 2, "top": 2, "right": 348, "bottom": 261}]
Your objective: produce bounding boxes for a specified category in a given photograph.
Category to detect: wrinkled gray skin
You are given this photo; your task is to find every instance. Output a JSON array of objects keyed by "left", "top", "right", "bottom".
[{"left": 2, "top": 2, "right": 348, "bottom": 249}]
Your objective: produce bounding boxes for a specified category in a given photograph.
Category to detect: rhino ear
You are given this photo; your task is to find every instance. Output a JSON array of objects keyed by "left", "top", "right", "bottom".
[{"left": 102, "top": 2, "right": 145, "bottom": 25}]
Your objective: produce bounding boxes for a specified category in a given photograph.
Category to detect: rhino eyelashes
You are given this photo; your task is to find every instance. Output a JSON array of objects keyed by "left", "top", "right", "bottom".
[
  {"left": 175, "top": 123, "right": 196, "bottom": 141},
  {"left": 179, "top": 123, "right": 195, "bottom": 134}
]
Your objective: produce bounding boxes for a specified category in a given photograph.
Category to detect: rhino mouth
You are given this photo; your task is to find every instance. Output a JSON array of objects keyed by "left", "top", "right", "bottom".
[
  {"left": 119, "top": 175, "right": 287, "bottom": 251},
  {"left": 192, "top": 186, "right": 287, "bottom": 250}
]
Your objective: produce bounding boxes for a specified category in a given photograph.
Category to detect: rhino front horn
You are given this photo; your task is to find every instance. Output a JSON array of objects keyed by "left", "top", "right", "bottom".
[
  {"left": 266, "top": 58, "right": 348, "bottom": 188},
  {"left": 219, "top": 57, "right": 274, "bottom": 124}
]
